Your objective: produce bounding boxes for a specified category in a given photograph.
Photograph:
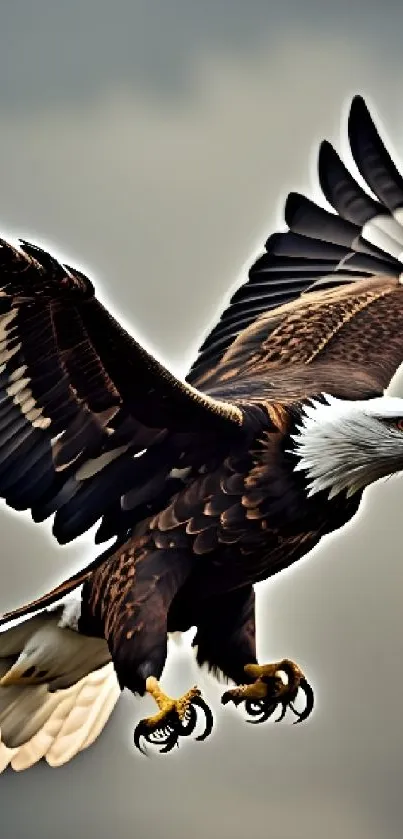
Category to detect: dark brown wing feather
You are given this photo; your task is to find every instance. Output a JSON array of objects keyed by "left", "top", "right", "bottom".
[
  {"left": 187, "top": 95, "right": 403, "bottom": 399},
  {"left": 0, "top": 239, "right": 244, "bottom": 552}
]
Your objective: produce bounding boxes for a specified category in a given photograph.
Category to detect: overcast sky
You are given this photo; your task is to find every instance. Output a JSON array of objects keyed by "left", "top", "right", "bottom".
[{"left": 2, "top": 3, "right": 403, "bottom": 839}]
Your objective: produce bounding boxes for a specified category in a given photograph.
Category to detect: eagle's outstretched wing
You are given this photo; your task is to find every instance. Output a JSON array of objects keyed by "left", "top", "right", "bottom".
[
  {"left": 0, "top": 238, "right": 245, "bottom": 560},
  {"left": 188, "top": 95, "right": 403, "bottom": 400}
]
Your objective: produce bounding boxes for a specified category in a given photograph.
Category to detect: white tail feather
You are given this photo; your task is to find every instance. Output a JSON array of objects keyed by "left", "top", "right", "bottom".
[
  {"left": 46, "top": 664, "right": 120, "bottom": 768},
  {"left": 0, "top": 663, "right": 120, "bottom": 772},
  {"left": 0, "top": 603, "right": 121, "bottom": 771}
]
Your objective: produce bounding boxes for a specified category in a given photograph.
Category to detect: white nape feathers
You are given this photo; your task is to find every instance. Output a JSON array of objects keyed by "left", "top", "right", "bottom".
[
  {"left": 0, "top": 597, "right": 120, "bottom": 772},
  {"left": 290, "top": 394, "right": 403, "bottom": 500}
]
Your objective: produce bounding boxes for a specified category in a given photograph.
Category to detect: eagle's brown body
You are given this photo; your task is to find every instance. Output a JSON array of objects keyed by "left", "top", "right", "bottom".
[{"left": 1, "top": 94, "right": 403, "bottom": 763}]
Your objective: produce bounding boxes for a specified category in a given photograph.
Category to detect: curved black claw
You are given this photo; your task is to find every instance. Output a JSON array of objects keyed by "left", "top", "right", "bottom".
[
  {"left": 191, "top": 694, "right": 214, "bottom": 742},
  {"left": 288, "top": 676, "right": 315, "bottom": 724},
  {"left": 244, "top": 698, "right": 278, "bottom": 725},
  {"left": 133, "top": 694, "right": 214, "bottom": 756},
  {"left": 134, "top": 713, "right": 181, "bottom": 755},
  {"left": 221, "top": 669, "right": 315, "bottom": 727}
]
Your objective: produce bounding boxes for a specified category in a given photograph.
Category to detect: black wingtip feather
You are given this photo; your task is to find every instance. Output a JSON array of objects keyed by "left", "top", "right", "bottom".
[
  {"left": 283, "top": 192, "right": 306, "bottom": 229},
  {"left": 318, "top": 139, "right": 383, "bottom": 226},
  {"left": 284, "top": 192, "right": 360, "bottom": 248},
  {"left": 348, "top": 95, "right": 403, "bottom": 212},
  {"left": 282, "top": 190, "right": 402, "bottom": 266},
  {"left": 350, "top": 94, "right": 366, "bottom": 110}
]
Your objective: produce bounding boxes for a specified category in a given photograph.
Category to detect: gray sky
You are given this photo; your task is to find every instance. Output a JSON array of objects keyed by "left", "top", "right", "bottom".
[{"left": 1, "top": 2, "right": 403, "bottom": 838}]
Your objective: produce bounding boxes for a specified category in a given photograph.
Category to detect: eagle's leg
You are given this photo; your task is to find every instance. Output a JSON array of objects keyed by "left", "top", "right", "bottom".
[
  {"left": 221, "top": 659, "right": 314, "bottom": 724},
  {"left": 133, "top": 677, "right": 213, "bottom": 755},
  {"left": 190, "top": 585, "right": 314, "bottom": 725},
  {"left": 85, "top": 546, "right": 214, "bottom": 755}
]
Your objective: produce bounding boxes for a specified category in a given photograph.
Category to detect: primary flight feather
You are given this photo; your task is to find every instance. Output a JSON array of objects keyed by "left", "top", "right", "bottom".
[{"left": 0, "top": 94, "right": 403, "bottom": 769}]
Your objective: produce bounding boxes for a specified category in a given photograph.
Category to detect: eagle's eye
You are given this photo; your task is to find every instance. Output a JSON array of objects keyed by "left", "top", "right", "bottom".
[{"left": 394, "top": 419, "right": 403, "bottom": 432}]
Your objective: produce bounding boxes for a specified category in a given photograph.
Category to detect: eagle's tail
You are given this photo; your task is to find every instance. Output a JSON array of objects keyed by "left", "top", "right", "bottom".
[{"left": 0, "top": 605, "right": 120, "bottom": 772}]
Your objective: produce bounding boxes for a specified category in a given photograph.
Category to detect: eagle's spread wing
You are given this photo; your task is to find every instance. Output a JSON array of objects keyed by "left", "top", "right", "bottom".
[
  {"left": 188, "top": 96, "right": 403, "bottom": 401},
  {"left": 0, "top": 238, "right": 244, "bottom": 559}
]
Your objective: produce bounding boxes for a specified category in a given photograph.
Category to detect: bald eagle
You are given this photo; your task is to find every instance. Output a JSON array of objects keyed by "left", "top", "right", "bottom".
[{"left": 0, "top": 94, "right": 402, "bottom": 770}]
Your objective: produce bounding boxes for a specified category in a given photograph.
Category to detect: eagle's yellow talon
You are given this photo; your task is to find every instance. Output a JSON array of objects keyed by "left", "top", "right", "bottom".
[
  {"left": 133, "top": 677, "right": 214, "bottom": 754},
  {"left": 221, "top": 659, "right": 314, "bottom": 725}
]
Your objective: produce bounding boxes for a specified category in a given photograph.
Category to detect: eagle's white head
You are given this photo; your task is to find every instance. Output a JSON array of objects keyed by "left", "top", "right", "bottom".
[{"left": 290, "top": 394, "right": 403, "bottom": 499}]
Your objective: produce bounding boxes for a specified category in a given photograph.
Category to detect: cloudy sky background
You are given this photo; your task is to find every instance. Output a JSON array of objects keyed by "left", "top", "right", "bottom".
[{"left": 1, "top": 2, "right": 403, "bottom": 837}]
